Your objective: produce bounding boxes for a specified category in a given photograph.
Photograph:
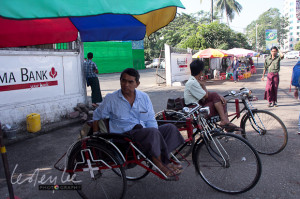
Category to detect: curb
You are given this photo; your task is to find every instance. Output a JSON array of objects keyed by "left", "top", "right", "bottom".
[{"left": 3, "top": 118, "right": 82, "bottom": 146}]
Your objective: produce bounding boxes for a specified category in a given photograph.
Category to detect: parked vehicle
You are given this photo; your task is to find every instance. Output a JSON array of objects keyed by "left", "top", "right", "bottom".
[
  {"left": 146, "top": 58, "right": 165, "bottom": 68},
  {"left": 285, "top": 51, "right": 300, "bottom": 59}
]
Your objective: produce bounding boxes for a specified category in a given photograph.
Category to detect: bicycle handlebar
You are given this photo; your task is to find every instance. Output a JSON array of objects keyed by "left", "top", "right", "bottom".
[
  {"left": 182, "top": 103, "right": 210, "bottom": 117},
  {"left": 224, "top": 87, "right": 251, "bottom": 98}
]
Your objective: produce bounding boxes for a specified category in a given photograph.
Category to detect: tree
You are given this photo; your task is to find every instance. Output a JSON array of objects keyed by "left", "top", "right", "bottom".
[
  {"left": 200, "top": 0, "right": 214, "bottom": 23},
  {"left": 144, "top": 12, "right": 251, "bottom": 60},
  {"left": 215, "top": 0, "right": 242, "bottom": 25},
  {"left": 295, "top": 41, "right": 300, "bottom": 51},
  {"left": 144, "top": 13, "right": 199, "bottom": 60},
  {"left": 178, "top": 21, "right": 251, "bottom": 50},
  {"left": 245, "top": 8, "right": 289, "bottom": 51}
]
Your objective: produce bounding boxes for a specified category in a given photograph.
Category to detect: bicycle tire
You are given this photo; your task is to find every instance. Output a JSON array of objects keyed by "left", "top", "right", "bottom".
[
  {"left": 194, "top": 131, "right": 262, "bottom": 194},
  {"left": 67, "top": 141, "right": 127, "bottom": 199},
  {"left": 240, "top": 109, "right": 288, "bottom": 155},
  {"left": 156, "top": 110, "right": 195, "bottom": 159}
]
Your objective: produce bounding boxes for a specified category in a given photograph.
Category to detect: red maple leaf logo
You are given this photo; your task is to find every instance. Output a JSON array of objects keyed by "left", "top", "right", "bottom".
[{"left": 49, "top": 67, "right": 57, "bottom": 78}]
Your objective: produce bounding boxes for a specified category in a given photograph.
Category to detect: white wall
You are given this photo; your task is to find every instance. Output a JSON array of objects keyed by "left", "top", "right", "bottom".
[
  {"left": 165, "top": 44, "right": 192, "bottom": 86},
  {"left": 0, "top": 50, "right": 87, "bottom": 127}
]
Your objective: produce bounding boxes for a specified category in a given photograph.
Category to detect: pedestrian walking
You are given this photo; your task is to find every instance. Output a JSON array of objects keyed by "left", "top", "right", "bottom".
[
  {"left": 261, "top": 46, "right": 284, "bottom": 107},
  {"left": 84, "top": 52, "right": 102, "bottom": 105},
  {"left": 232, "top": 56, "right": 240, "bottom": 83}
]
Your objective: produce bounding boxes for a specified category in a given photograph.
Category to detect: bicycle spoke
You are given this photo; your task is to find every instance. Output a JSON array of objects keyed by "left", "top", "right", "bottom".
[
  {"left": 195, "top": 132, "right": 261, "bottom": 194},
  {"left": 243, "top": 110, "right": 288, "bottom": 155}
]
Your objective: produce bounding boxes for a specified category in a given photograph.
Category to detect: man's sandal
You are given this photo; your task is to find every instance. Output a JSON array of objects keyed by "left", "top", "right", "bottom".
[
  {"left": 158, "top": 165, "right": 181, "bottom": 181},
  {"left": 220, "top": 123, "right": 243, "bottom": 132},
  {"left": 167, "top": 163, "right": 183, "bottom": 170}
]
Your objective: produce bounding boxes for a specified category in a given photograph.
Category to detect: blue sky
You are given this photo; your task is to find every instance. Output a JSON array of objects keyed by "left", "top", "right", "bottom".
[{"left": 178, "top": 0, "right": 284, "bottom": 32}]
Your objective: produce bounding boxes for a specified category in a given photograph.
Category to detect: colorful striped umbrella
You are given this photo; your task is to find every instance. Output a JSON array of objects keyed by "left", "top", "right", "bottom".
[
  {"left": 226, "top": 48, "right": 257, "bottom": 57},
  {"left": 197, "top": 48, "right": 230, "bottom": 58},
  {"left": 0, "top": 0, "right": 185, "bottom": 47},
  {"left": 192, "top": 50, "right": 203, "bottom": 58}
]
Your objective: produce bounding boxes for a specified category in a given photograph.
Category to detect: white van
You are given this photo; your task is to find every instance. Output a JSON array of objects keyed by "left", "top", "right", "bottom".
[{"left": 285, "top": 51, "right": 300, "bottom": 59}]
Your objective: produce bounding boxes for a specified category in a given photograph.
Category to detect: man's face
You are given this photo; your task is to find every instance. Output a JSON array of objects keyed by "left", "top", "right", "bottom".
[
  {"left": 120, "top": 73, "right": 139, "bottom": 95},
  {"left": 271, "top": 49, "right": 278, "bottom": 57}
]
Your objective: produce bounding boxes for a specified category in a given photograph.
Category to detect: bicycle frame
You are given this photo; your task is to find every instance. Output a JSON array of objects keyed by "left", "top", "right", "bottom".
[
  {"left": 191, "top": 116, "right": 230, "bottom": 168},
  {"left": 54, "top": 134, "right": 180, "bottom": 181},
  {"left": 227, "top": 94, "right": 266, "bottom": 136}
]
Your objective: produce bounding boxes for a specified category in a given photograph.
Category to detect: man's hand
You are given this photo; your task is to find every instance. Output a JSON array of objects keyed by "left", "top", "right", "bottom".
[{"left": 261, "top": 69, "right": 266, "bottom": 81}]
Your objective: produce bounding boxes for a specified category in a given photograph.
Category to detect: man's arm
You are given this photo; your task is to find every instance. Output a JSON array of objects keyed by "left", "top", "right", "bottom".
[
  {"left": 261, "top": 59, "right": 268, "bottom": 81},
  {"left": 93, "top": 62, "right": 99, "bottom": 74},
  {"left": 92, "top": 95, "right": 110, "bottom": 132},
  {"left": 278, "top": 48, "right": 284, "bottom": 59},
  {"left": 188, "top": 80, "right": 207, "bottom": 101},
  {"left": 198, "top": 81, "right": 209, "bottom": 98},
  {"left": 261, "top": 69, "right": 266, "bottom": 81},
  {"left": 143, "top": 94, "right": 158, "bottom": 128}
]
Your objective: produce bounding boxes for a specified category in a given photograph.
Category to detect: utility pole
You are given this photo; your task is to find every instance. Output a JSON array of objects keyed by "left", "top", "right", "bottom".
[
  {"left": 211, "top": 0, "right": 213, "bottom": 23},
  {"left": 256, "top": 23, "right": 258, "bottom": 52}
]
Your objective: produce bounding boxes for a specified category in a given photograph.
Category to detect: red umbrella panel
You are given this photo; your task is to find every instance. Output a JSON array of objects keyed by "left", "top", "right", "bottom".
[{"left": 0, "top": 17, "right": 78, "bottom": 48}]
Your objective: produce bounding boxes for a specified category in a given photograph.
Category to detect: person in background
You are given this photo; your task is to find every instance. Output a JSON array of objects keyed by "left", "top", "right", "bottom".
[
  {"left": 84, "top": 52, "right": 102, "bottom": 105},
  {"left": 261, "top": 46, "right": 284, "bottom": 107},
  {"left": 232, "top": 56, "right": 240, "bottom": 83},
  {"left": 249, "top": 57, "right": 254, "bottom": 66}
]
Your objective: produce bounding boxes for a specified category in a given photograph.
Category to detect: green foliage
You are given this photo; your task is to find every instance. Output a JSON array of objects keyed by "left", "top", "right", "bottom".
[
  {"left": 144, "top": 12, "right": 251, "bottom": 60},
  {"left": 295, "top": 42, "right": 300, "bottom": 51},
  {"left": 178, "top": 21, "right": 250, "bottom": 50},
  {"left": 245, "top": 8, "right": 289, "bottom": 52}
]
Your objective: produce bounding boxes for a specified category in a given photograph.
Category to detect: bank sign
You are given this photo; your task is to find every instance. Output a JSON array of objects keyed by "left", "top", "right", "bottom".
[
  {"left": 0, "top": 66, "right": 58, "bottom": 92},
  {"left": 0, "top": 54, "right": 64, "bottom": 105}
]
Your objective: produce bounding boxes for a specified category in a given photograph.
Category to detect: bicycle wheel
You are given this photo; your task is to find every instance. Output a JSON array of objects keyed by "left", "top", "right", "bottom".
[
  {"left": 194, "top": 131, "right": 262, "bottom": 194},
  {"left": 241, "top": 110, "right": 288, "bottom": 155},
  {"left": 156, "top": 110, "right": 195, "bottom": 158},
  {"left": 68, "top": 141, "right": 127, "bottom": 199}
]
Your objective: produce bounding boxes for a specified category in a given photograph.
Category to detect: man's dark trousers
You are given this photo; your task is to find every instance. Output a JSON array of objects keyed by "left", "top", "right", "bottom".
[{"left": 88, "top": 77, "right": 102, "bottom": 103}]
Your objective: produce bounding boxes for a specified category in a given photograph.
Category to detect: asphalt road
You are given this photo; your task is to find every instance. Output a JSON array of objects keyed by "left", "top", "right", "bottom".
[{"left": 1, "top": 58, "right": 300, "bottom": 199}]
